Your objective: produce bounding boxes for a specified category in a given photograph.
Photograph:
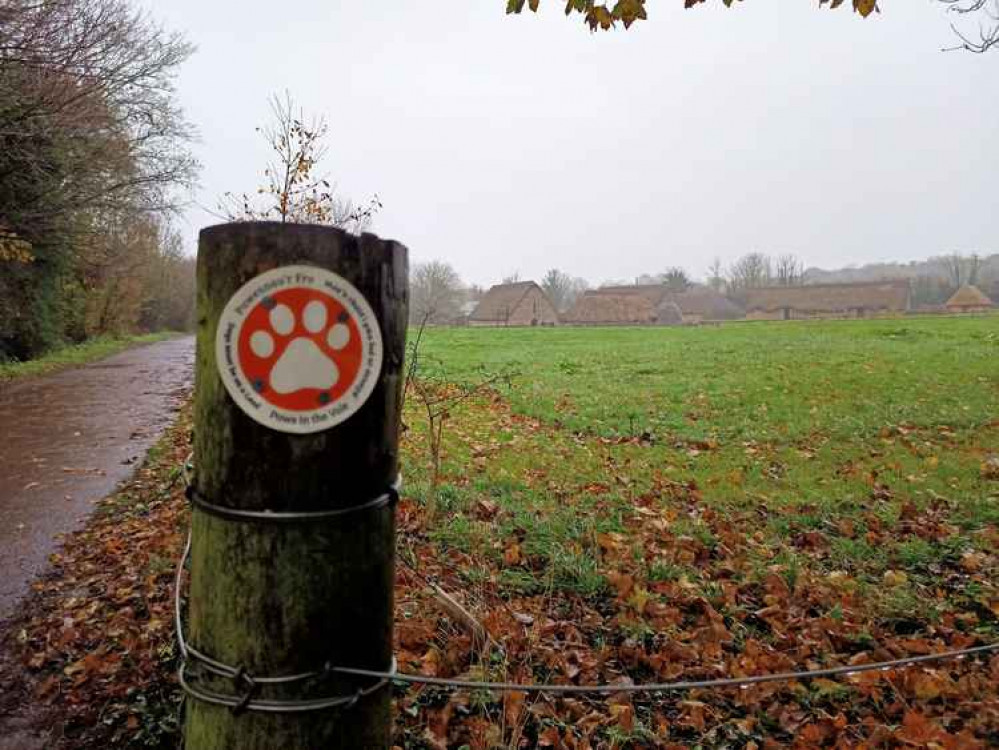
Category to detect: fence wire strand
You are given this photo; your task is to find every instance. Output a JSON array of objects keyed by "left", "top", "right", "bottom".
[
  {"left": 330, "top": 643, "right": 999, "bottom": 695},
  {"left": 175, "top": 457, "right": 999, "bottom": 708}
]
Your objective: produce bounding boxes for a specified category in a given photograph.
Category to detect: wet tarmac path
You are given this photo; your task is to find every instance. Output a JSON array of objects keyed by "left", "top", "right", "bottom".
[{"left": 0, "top": 336, "right": 194, "bottom": 620}]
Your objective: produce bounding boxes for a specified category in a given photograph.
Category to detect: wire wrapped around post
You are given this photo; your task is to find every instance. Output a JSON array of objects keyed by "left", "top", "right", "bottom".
[{"left": 175, "top": 458, "right": 400, "bottom": 713}]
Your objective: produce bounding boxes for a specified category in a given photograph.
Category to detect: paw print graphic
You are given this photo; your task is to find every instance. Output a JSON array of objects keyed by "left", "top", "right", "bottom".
[{"left": 236, "top": 289, "right": 362, "bottom": 411}]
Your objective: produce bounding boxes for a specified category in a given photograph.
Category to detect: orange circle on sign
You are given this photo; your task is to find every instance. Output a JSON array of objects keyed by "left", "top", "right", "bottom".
[{"left": 236, "top": 287, "right": 363, "bottom": 411}]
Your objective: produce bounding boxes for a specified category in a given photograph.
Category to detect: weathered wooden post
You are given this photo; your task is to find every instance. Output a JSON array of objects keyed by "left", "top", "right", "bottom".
[{"left": 183, "top": 223, "right": 407, "bottom": 749}]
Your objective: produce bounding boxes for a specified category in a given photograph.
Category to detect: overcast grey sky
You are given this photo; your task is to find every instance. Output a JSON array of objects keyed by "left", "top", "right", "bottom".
[{"left": 149, "top": 1, "right": 997, "bottom": 286}]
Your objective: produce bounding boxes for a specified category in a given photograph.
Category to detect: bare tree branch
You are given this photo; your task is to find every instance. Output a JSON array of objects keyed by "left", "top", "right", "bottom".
[
  {"left": 942, "top": 0, "right": 999, "bottom": 53},
  {"left": 219, "top": 92, "right": 380, "bottom": 233}
]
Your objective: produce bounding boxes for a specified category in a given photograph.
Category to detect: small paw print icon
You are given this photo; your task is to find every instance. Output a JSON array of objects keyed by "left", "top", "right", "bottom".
[
  {"left": 216, "top": 265, "right": 383, "bottom": 434},
  {"left": 239, "top": 291, "right": 360, "bottom": 411}
]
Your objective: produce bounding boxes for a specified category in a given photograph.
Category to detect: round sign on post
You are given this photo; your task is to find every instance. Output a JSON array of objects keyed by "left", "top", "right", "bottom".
[{"left": 215, "top": 264, "right": 383, "bottom": 434}]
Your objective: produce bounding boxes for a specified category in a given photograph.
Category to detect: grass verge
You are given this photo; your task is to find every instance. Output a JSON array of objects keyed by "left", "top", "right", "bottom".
[{"left": 0, "top": 332, "right": 181, "bottom": 382}]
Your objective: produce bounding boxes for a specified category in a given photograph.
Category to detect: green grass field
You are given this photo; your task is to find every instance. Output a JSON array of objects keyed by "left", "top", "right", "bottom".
[
  {"left": 419, "top": 316, "right": 997, "bottom": 443},
  {"left": 411, "top": 317, "right": 999, "bottom": 542},
  {"left": 0, "top": 332, "right": 178, "bottom": 382},
  {"left": 392, "top": 315, "right": 999, "bottom": 744}
]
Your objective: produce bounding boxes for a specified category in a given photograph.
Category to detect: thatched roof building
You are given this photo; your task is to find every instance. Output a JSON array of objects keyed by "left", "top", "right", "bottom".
[
  {"left": 468, "top": 281, "right": 560, "bottom": 327},
  {"left": 597, "top": 285, "right": 670, "bottom": 306},
  {"left": 670, "top": 288, "right": 744, "bottom": 323},
  {"left": 564, "top": 292, "right": 657, "bottom": 326},
  {"left": 945, "top": 284, "right": 994, "bottom": 313},
  {"left": 570, "top": 284, "right": 741, "bottom": 325},
  {"left": 656, "top": 300, "right": 684, "bottom": 326},
  {"left": 744, "top": 281, "right": 910, "bottom": 320}
]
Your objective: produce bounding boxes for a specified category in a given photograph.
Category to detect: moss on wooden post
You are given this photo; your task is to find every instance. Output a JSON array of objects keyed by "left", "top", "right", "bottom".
[{"left": 185, "top": 223, "right": 408, "bottom": 749}]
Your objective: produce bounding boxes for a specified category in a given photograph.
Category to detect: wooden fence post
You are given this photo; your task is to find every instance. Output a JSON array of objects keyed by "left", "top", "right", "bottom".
[{"left": 183, "top": 222, "right": 408, "bottom": 749}]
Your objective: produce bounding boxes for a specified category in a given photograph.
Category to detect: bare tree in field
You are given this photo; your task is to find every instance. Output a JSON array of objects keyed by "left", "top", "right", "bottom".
[
  {"left": 569, "top": 276, "right": 590, "bottom": 302},
  {"left": 774, "top": 254, "right": 805, "bottom": 286},
  {"left": 542, "top": 268, "right": 574, "bottom": 312},
  {"left": 220, "top": 93, "right": 380, "bottom": 233},
  {"left": 938, "top": 252, "right": 982, "bottom": 289},
  {"left": 707, "top": 257, "right": 725, "bottom": 292},
  {"left": 410, "top": 260, "right": 466, "bottom": 326},
  {"left": 940, "top": 254, "right": 963, "bottom": 288},
  {"left": 728, "top": 252, "right": 773, "bottom": 292},
  {"left": 662, "top": 266, "right": 691, "bottom": 292}
]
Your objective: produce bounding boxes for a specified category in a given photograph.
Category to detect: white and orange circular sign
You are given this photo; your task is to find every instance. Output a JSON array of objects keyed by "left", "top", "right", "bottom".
[{"left": 215, "top": 265, "right": 383, "bottom": 434}]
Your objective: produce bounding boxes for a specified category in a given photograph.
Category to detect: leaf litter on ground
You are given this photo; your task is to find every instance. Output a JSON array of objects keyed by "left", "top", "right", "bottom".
[{"left": 2, "top": 317, "right": 999, "bottom": 748}]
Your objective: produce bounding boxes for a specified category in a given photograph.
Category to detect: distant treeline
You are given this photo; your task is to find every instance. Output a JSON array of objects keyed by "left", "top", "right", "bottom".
[
  {"left": 0, "top": 1, "right": 197, "bottom": 362},
  {"left": 410, "top": 251, "right": 997, "bottom": 326}
]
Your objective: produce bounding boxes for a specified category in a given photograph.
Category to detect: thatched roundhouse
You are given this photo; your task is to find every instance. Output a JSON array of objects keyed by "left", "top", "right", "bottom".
[
  {"left": 468, "top": 281, "right": 560, "bottom": 327},
  {"left": 656, "top": 300, "right": 684, "bottom": 326},
  {"left": 945, "top": 285, "right": 994, "bottom": 314},
  {"left": 744, "top": 281, "right": 911, "bottom": 321}
]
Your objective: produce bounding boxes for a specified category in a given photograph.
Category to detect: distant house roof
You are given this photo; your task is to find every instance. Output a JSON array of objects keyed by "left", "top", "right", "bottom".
[
  {"left": 744, "top": 280, "right": 911, "bottom": 314},
  {"left": 945, "top": 284, "right": 994, "bottom": 309},
  {"left": 597, "top": 285, "right": 670, "bottom": 306},
  {"left": 564, "top": 292, "right": 656, "bottom": 325},
  {"left": 670, "top": 287, "right": 744, "bottom": 320},
  {"left": 469, "top": 281, "right": 541, "bottom": 322},
  {"left": 591, "top": 284, "right": 743, "bottom": 321}
]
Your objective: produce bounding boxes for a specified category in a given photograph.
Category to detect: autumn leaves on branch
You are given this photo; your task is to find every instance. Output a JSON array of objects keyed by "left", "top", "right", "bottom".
[
  {"left": 506, "top": 0, "right": 879, "bottom": 31},
  {"left": 507, "top": 1, "right": 998, "bottom": 53}
]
